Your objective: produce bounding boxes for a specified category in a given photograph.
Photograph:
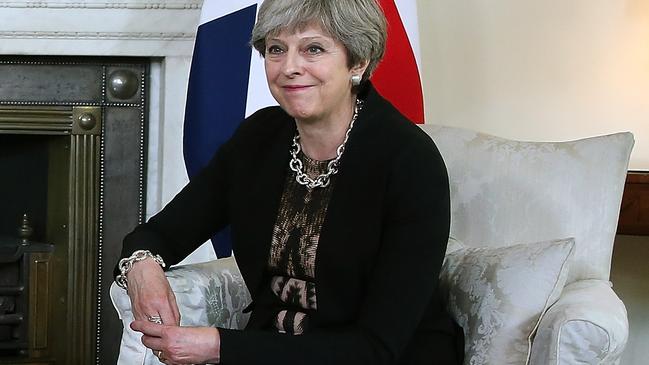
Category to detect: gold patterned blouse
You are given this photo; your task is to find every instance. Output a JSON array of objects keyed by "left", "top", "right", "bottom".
[{"left": 267, "top": 152, "right": 335, "bottom": 335}]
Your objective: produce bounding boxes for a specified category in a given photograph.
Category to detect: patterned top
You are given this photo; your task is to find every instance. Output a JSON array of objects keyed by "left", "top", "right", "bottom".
[{"left": 268, "top": 152, "right": 335, "bottom": 335}]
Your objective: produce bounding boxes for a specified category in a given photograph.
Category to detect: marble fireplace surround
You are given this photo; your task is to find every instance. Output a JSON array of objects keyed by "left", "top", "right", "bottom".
[{"left": 0, "top": 0, "right": 204, "bottom": 221}]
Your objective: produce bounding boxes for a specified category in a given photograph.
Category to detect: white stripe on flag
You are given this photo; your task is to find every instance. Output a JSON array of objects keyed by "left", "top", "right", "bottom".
[
  {"left": 394, "top": 0, "right": 421, "bottom": 70},
  {"left": 246, "top": 52, "right": 277, "bottom": 117},
  {"left": 200, "top": 0, "right": 259, "bottom": 25},
  {"left": 246, "top": 0, "right": 277, "bottom": 117}
]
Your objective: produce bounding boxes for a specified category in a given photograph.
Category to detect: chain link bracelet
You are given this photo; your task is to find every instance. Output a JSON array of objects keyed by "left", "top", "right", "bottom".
[{"left": 116, "top": 249, "right": 166, "bottom": 290}]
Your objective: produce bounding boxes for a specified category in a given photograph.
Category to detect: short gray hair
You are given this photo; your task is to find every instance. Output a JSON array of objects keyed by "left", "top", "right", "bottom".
[{"left": 251, "top": 0, "right": 387, "bottom": 82}]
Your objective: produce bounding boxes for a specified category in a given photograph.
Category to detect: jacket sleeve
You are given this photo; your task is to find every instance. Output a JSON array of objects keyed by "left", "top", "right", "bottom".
[
  {"left": 116, "top": 138, "right": 234, "bottom": 272},
  {"left": 218, "top": 136, "right": 451, "bottom": 365}
]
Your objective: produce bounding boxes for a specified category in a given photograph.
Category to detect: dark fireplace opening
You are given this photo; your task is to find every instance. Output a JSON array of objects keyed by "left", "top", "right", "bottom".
[
  {"left": 0, "top": 134, "right": 65, "bottom": 359},
  {"left": 0, "top": 132, "right": 65, "bottom": 363},
  {"left": 0, "top": 135, "right": 56, "bottom": 242}
]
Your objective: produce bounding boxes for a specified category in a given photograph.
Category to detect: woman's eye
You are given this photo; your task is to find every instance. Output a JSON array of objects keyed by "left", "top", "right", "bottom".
[
  {"left": 267, "top": 45, "right": 284, "bottom": 54},
  {"left": 306, "top": 46, "right": 324, "bottom": 55}
]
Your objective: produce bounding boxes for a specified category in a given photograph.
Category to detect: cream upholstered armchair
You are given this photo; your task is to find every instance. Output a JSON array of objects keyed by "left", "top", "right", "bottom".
[
  {"left": 111, "top": 125, "right": 633, "bottom": 365},
  {"left": 422, "top": 125, "right": 632, "bottom": 365}
]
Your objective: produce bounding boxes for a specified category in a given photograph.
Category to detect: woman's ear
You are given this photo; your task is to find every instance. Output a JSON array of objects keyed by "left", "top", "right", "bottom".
[{"left": 351, "top": 60, "right": 370, "bottom": 79}]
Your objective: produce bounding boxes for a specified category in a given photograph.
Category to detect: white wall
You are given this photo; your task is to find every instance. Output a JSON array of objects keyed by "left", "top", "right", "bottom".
[{"left": 417, "top": 0, "right": 649, "bottom": 170}]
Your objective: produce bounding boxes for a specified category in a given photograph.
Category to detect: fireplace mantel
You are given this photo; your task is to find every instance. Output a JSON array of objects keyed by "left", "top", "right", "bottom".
[
  {"left": 0, "top": 0, "right": 200, "bottom": 54},
  {"left": 0, "top": 1, "right": 201, "bottom": 8}
]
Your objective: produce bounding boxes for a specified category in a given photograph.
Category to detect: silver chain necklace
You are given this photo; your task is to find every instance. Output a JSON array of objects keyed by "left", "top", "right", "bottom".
[{"left": 289, "top": 99, "right": 363, "bottom": 189}]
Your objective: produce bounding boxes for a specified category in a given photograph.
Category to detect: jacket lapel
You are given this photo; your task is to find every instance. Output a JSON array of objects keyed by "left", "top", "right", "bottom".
[
  {"left": 313, "top": 85, "right": 389, "bottom": 319},
  {"left": 317, "top": 84, "right": 385, "bottom": 253}
]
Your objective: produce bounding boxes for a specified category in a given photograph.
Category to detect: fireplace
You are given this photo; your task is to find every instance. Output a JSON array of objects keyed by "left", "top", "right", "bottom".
[
  {"left": 0, "top": 2, "right": 202, "bottom": 363},
  {"left": 0, "top": 56, "right": 148, "bottom": 365}
]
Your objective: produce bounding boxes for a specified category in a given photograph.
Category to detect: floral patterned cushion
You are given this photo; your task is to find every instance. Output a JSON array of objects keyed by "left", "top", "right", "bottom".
[
  {"left": 439, "top": 238, "right": 574, "bottom": 365},
  {"left": 111, "top": 256, "right": 252, "bottom": 365}
]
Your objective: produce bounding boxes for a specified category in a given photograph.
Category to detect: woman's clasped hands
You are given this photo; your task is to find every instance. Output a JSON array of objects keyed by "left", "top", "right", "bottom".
[{"left": 130, "top": 320, "right": 220, "bottom": 365}]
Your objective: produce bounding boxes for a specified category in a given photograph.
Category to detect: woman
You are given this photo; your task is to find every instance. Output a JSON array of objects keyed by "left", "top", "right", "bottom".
[{"left": 117, "top": 0, "right": 463, "bottom": 364}]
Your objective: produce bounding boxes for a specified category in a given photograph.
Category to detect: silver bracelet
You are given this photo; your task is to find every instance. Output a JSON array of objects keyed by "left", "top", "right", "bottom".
[{"left": 116, "top": 249, "right": 166, "bottom": 290}]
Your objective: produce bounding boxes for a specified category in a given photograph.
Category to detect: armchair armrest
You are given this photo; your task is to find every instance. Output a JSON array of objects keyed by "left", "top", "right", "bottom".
[
  {"left": 110, "top": 257, "right": 252, "bottom": 365},
  {"left": 530, "top": 280, "right": 629, "bottom": 365}
]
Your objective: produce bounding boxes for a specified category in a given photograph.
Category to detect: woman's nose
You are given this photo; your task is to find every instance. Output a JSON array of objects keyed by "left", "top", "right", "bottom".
[{"left": 282, "top": 50, "right": 302, "bottom": 77}]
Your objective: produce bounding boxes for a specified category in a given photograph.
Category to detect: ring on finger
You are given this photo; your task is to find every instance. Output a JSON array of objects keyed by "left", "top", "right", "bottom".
[
  {"left": 155, "top": 350, "right": 164, "bottom": 359},
  {"left": 147, "top": 315, "right": 163, "bottom": 324}
]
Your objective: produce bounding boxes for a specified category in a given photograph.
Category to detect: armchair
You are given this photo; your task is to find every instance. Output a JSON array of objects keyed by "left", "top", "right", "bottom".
[
  {"left": 423, "top": 125, "right": 632, "bottom": 364},
  {"left": 112, "top": 125, "right": 633, "bottom": 364}
]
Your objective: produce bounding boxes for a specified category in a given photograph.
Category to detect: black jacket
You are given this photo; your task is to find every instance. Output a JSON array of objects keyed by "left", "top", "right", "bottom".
[{"left": 119, "top": 84, "right": 462, "bottom": 364}]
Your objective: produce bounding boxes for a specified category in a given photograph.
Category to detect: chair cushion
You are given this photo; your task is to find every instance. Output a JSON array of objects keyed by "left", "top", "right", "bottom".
[
  {"left": 439, "top": 237, "right": 575, "bottom": 365},
  {"left": 111, "top": 256, "right": 251, "bottom": 365},
  {"left": 421, "top": 125, "right": 633, "bottom": 283}
]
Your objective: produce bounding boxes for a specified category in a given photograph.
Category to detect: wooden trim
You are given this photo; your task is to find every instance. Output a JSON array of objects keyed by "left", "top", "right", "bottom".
[
  {"left": 626, "top": 171, "right": 649, "bottom": 184},
  {"left": 617, "top": 171, "right": 649, "bottom": 235}
]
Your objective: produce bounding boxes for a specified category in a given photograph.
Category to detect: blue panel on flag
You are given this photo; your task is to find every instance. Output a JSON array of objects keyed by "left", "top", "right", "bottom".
[
  {"left": 183, "top": 4, "right": 258, "bottom": 257},
  {"left": 184, "top": 5, "right": 257, "bottom": 178}
]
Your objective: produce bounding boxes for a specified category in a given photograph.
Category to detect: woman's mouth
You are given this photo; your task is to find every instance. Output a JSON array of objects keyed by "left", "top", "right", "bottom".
[{"left": 283, "top": 85, "right": 312, "bottom": 92}]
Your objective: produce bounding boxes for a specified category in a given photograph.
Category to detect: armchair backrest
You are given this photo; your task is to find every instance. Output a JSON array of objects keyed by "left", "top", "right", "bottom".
[{"left": 420, "top": 125, "right": 633, "bottom": 283}]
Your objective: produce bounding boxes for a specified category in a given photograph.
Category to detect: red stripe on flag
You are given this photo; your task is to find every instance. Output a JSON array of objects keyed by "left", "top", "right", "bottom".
[{"left": 372, "top": 0, "right": 425, "bottom": 124}]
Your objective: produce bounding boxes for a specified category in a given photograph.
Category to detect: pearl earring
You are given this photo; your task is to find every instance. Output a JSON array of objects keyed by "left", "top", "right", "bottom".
[{"left": 351, "top": 75, "right": 362, "bottom": 86}]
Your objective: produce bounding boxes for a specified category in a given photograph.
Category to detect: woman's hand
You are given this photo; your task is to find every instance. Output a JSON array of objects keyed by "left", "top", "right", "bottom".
[
  {"left": 131, "top": 321, "right": 221, "bottom": 365},
  {"left": 126, "top": 258, "right": 181, "bottom": 326}
]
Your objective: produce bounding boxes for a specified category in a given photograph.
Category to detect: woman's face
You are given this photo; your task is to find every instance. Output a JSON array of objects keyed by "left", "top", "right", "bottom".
[{"left": 264, "top": 23, "right": 365, "bottom": 124}]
